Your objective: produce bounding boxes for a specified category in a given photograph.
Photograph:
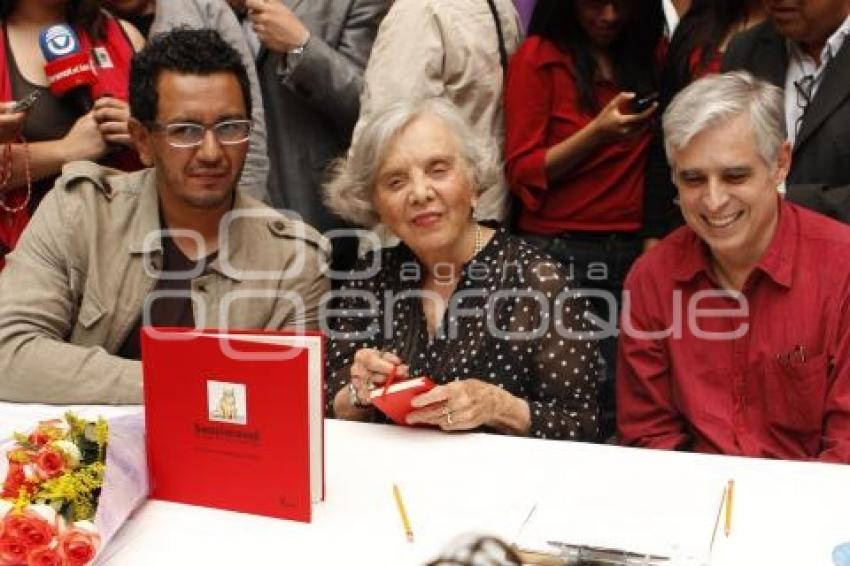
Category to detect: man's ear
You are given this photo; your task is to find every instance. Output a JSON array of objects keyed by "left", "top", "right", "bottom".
[
  {"left": 128, "top": 118, "right": 154, "bottom": 167},
  {"left": 773, "top": 140, "right": 792, "bottom": 186}
]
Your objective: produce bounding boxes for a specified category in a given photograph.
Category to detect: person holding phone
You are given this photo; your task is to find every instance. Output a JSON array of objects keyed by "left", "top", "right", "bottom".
[
  {"left": 0, "top": 100, "right": 25, "bottom": 142},
  {"left": 504, "top": 0, "right": 666, "bottom": 439},
  {"left": 0, "top": 0, "right": 146, "bottom": 269}
]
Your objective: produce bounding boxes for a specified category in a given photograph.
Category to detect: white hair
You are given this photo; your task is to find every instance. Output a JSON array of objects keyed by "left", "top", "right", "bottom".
[
  {"left": 323, "top": 98, "right": 503, "bottom": 228},
  {"left": 663, "top": 71, "right": 787, "bottom": 167}
]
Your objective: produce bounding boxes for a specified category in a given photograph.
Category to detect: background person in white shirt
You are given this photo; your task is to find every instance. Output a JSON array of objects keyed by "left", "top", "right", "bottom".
[{"left": 723, "top": 0, "right": 850, "bottom": 223}]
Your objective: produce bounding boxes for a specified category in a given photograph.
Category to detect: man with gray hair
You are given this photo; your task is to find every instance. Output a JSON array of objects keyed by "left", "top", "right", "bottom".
[{"left": 617, "top": 71, "right": 850, "bottom": 463}]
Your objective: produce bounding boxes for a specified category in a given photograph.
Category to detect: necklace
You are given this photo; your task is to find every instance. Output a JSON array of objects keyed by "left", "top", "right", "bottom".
[{"left": 473, "top": 223, "right": 483, "bottom": 256}]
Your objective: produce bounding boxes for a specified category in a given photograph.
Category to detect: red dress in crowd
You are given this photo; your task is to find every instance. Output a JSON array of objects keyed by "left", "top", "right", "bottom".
[{"left": 0, "top": 15, "right": 140, "bottom": 269}]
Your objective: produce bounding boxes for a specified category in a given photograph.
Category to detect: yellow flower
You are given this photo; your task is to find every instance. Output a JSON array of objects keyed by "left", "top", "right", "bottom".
[
  {"left": 35, "top": 462, "right": 105, "bottom": 522},
  {"left": 51, "top": 440, "right": 82, "bottom": 469},
  {"left": 8, "top": 448, "right": 31, "bottom": 464}
]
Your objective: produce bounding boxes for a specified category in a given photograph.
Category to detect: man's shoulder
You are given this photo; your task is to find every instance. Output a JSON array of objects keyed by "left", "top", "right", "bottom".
[
  {"left": 388, "top": 0, "right": 509, "bottom": 20},
  {"left": 513, "top": 35, "right": 570, "bottom": 68},
  {"left": 232, "top": 196, "right": 331, "bottom": 260},
  {"left": 793, "top": 202, "right": 850, "bottom": 250},
  {"left": 723, "top": 21, "right": 782, "bottom": 69},
  {"left": 731, "top": 20, "right": 777, "bottom": 46},
  {"left": 151, "top": 0, "right": 217, "bottom": 27},
  {"left": 53, "top": 161, "right": 150, "bottom": 204},
  {"left": 382, "top": 0, "right": 440, "bottom": 24},
  {"left": 627, "top": 227, "right": 696, "bottom": 288}
]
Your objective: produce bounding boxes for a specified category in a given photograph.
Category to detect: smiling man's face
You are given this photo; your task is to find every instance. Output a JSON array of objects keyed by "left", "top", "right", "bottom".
[{"left": 673, "top": 114, "right": 791, "bottom": 266}]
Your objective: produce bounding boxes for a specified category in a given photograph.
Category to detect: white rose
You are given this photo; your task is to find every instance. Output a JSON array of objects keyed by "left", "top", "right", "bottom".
[
  {"left": 28, "top": 503, "right": 59, "bottom": 526},
  {"left": 71, "top": 519, "right": 98, "bottom": 534},
  {"left": 51, "top": 440, "right": 82, "bottom": 468},
  {"left": 22, "top": 463, "right": 40, "bottom": 482}
]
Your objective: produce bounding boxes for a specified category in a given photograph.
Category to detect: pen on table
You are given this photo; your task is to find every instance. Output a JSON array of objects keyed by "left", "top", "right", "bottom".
[
  {"left": 515, "top": 502, "right": 537, "bottom": 541},
  {"left": 546, "top": 540, "right": 670, "bottom": 562},
  {"left": 724, "top": 479, "right": 734, "bottom": 537},
  {"left": 709, "top": 483, "right": 725, "bottom": 552},
  {"left": 393, "top": 483, "right": 414, "bottom": 542}
]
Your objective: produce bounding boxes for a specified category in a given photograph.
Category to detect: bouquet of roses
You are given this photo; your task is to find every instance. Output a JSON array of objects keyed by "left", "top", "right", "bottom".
[{"left": 0, "top": 412, "right": 147, "bottom": 566}]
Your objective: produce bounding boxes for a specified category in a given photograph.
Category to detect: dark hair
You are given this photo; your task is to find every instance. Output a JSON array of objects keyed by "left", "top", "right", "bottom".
[
  {"left": 129, "top": 28, "right": 252, "bottom": 123},
  {"left": 662, "top": 0, "right": 752, "bottom": 105},
  {"left": 528, "top": 0, "right": 664, "bottom": 114},
  {"left": 0, "top": 0, "right": 106, "bottom": 40}
]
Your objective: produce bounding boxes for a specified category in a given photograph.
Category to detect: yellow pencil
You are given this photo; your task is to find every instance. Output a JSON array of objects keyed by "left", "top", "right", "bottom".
[
  {"left": 393, "top": 483, "right": 414, "bottom": 542},
  {"left": 724, "top": 479, "right": 734, "bottom": 537}
]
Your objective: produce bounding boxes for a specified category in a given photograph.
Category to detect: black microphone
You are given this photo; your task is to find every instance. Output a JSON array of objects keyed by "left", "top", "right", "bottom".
[{"left": 39, "top": 24, "right": 96, "bottom": 114}]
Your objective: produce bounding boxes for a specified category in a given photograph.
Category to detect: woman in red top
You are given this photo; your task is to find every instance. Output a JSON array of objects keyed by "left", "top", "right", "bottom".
[
  {"left": 0, "top": 0, "right": 144, "bottom": 267},
  {"left": 503, "top": 0, "right": 664, "bottom": 439}
]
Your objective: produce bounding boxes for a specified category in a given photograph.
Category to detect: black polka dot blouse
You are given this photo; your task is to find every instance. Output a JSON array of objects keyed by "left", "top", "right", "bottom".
[{"left": 326, "top": 228, "right": 600, "bottom": 441}]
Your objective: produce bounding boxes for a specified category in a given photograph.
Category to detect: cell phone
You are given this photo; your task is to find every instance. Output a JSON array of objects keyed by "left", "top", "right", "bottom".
[
  {"left": 12, "top": 91, "right": 42, "bottom": 113},
  {"left": 630, "top": 92, "right": 659, "bottom": 114}
]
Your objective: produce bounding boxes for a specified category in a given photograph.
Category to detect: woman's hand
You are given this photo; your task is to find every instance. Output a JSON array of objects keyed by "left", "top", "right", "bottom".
[
  {"left": 92, "top": 97, "right": 133, "bottom": 147},
  {"left": 0, "top": 102, "right": 26, "bottom": 143},
  {"left": 407, "top": 378, "right": 530, "bottom": 435},
  {"left": 62, "top": 112, "right": 108, "bottom": 162},
  {"left": 348, "top": 349, "right": 409, "bottom": 407},
  {"left": 589, "top": 92, "right": 657, "bottom": 144}
]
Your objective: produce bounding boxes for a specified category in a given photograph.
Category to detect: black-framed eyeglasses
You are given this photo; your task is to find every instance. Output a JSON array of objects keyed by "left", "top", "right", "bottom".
[{"left": 147, "top": 119, "right": 252, "bottom": 148}]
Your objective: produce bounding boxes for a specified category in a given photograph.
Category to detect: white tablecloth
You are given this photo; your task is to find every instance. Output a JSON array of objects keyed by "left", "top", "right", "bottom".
[{"left": 2, "top": 403, "right": 849, "bottom": 565}]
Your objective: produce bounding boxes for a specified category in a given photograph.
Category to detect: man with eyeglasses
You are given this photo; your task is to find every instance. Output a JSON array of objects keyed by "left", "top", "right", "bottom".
[
  {"left": 0, "top": 29, "right": 330, "bottom": 404},
  {"left": 722, "top": 0, "right": 850, "bottom": 223}
]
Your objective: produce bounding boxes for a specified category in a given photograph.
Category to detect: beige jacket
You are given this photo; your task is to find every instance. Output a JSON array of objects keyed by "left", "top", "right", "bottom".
[
  {"left": 0, "top": 162, "right": 330, "bottom": 404},
  {"left": 353, "top": 0, "right": 522, "bottom": 221}
]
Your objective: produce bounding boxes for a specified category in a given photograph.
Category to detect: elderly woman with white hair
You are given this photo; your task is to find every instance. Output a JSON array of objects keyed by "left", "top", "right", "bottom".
[{"left": 323, "top": 98, "right": 601, "bottom": 440}]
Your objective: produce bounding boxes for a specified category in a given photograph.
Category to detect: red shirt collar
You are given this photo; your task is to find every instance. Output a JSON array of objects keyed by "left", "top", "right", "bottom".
[{"left": 672, "top": 198, "right": 796, "bottom": 289}]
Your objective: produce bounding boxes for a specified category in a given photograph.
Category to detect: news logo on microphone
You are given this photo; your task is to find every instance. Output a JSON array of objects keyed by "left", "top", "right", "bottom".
[
  {"left": 40, "top": 25, "right": 79, "bottom": 60},
  {"left": 39, "top": 24, "right": 96, "bottom": 112}
]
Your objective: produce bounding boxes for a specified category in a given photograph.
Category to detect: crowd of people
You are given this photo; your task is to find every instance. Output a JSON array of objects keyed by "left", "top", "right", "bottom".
[{"left": 0, "top": 0, "right": 849, "bottom": 465}]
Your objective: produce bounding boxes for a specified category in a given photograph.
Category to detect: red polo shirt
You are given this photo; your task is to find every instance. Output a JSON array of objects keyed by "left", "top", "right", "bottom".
[
  {"left": 504, "top": 36, "right": 654, "bottom": 235},
  {"left": 617, "top": 200, "right": 850, "bottom": 463}
]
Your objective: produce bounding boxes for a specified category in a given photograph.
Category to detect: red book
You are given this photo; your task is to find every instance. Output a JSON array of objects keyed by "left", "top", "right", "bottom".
[
  {"left": 141, "top": 328, "right": 324, "bottom": 523},
  {"left": 370, "top": 377, "right": 436, "bottom": 425}
]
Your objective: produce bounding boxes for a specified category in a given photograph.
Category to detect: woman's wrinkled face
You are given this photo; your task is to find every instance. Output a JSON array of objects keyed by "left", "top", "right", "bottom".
[
  {"left": 372, "top": 115, "right": 477, "bottom": 259},
  {"left": 575, "top": 0, "right": 633, "bottom": 48}
]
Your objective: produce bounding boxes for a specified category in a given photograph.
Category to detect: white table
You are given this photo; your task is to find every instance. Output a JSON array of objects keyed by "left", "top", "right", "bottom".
[{"left": 2, "top": 403, "right": 849, "bottom": 565}]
